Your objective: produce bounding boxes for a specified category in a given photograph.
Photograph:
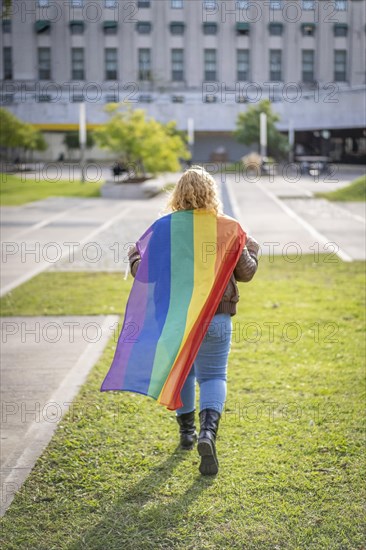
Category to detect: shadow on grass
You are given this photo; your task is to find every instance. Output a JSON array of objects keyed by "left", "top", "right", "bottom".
[{"left": 68, "top": 445, "right": 216, "bottom": 550}]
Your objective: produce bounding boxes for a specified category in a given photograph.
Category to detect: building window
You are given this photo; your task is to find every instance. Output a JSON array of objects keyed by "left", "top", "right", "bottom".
[
  {"left": 70, "top": 21, "right": 84, "bottom": 35},
  {"left": 171, "top": 0, "right": 183, "bottom": 7},
  {"left": 105, "top": 0, "right": 117, "bottom": 7},
  {"left": 237, "top": 49, "right": 250, "bottom": 81},
  {"left": 1, "top": 93, "right": 14, "bottom": 104},
  {"left": 71, "top": 48, "right": 85, "bottom": 80},
  {"left": 203, "top": 0, "right": 217, "bottom": 9},
  {"left": 70, "top": 0, "right": 84, "bottom": 7},
  {"left": 105, "top": 48, "right": 118, "bottom": 80},
  {"left": 37, "top": 94, "right": 52, "bottom": 103},
  {"left": 204, "top": 49, "right": 217, "bottom": 81},
  {"left": 269, "top": 0, "right": 282, "bottom": 10},
  {"left": 302, "top": 0, "right": 315, "bottom": 9},
  {"left": 3, "top": 48, "right": 12, "bottom": 80},
  {"left": 236, "top": 22, "right": 250, "bottom": 36},
  {"left": 302, "top": 50, "right": 314, "bottom": 82},
  {"left": 72, "top": 94, "right": 84, "bottom": 103},
  {"left": 301, "top": 23, "right": 316, "bottom": 36},
  {"left": 236, "top": 1, "right": 249, "bottom": 8},
  {"left": 105, "top": 92, "right": 119, "bottom": 103},
  {"left": 334, "top": 23, "right": 348, "bottom": 37},
  {"left": 269, "top": 49, "right": 282, "bottom": 81},
  {"left": 38, "top": 47, "right": 51, "bottom": 80},
  {"left": 170, "top": 22, "right": 185, "bottom": 35},
  {"left": 136, "top": 22, "right": 152, "bottom": 34},
  {"left": 335, "top": 0, "right": 347, "bottom": 10},
  {"left": 334, "top": 50, "right": 346, "bottom": 81},
  {"left": 138, "top": 0, "right": 151, "bottom": 7},
  {"left": 2, "top": 19, "right": 11, "bottom": 33},
  {"left": 269, "top": 23, "right": 283, "bottom": 36},
  {"left": 171, "top": 49, "right": 184, "bottom": 81},
  {"left": 103, "top": 21, "right": 118, "bottom": 34},
  {"left": 203, "top": 22, "right": 218, "bottom": 35},
  {"left": 139, "top": 94, "right": 153, "bottom": 103},
  {"left": 35, "top": 20, "right": 51, "bottom": 34},
  {"left": 138, "top": 48, "right": 151, "bottom": 81}
]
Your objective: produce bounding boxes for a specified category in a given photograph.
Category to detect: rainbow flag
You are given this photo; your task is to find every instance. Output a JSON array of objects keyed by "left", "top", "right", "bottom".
[{"left": 100, "top": 209, "right": 246, "bottom": 410}]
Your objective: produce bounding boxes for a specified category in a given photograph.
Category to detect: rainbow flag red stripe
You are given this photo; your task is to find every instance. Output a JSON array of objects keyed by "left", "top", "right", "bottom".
[{"left": 100, "top": 209, "right": 246, "bottom": 410}]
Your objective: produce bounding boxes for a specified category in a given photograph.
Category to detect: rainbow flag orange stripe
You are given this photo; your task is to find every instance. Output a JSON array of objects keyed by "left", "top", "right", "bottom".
[{"left": 100, "top": 209, "right": 246, "bottom": 410}]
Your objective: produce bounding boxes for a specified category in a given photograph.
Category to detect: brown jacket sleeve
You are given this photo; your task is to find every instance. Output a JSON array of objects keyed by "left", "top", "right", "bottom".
[
  {"left": 233, "top": 235, "right": 260, "bottom": 283},
  {"left": 127, "top": 244, "right": 141, "bottom": 278}
]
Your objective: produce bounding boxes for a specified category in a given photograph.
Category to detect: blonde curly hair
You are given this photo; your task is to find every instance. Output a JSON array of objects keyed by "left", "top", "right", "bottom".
[{"left": 166, "top": 165, "right": 222, "bottom": 215}]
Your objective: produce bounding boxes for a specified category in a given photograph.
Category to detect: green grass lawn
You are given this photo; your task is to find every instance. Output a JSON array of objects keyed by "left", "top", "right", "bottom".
[
  {"left": 316, "top": 174, "right": 366, "bottom": 202},
  {"left": 0, "top": 272, "right": 129, "bottom": 316},
  {"left": 0, "top": 256, "right": 365, "bottom": 549},
  {"left": 0, "top": 173, "right": 102, "bottom": 205}
]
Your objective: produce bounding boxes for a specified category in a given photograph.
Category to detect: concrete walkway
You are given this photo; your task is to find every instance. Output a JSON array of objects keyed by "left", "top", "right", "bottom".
[
  {"left": 220, "top": 173, "right": 365, "bottom": 261},
  {"left": 1, "top": 197, "right": 147, "bottom": 294},
  {"left": 0, "top": 315, "right": 118, "bottom": 516},
  {"left": 0, "top": 192, "right": 170, "bottom": 292}
]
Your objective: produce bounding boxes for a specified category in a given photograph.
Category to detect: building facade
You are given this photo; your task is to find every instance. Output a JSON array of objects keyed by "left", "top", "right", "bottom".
[{"left": 1, "top": 0, "right": 365, "bottom": 162}]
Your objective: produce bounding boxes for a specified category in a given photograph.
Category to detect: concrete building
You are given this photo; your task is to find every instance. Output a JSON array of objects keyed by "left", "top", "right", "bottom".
[{"left": 1, "top": 0, "right": 365, "bottom": 162}]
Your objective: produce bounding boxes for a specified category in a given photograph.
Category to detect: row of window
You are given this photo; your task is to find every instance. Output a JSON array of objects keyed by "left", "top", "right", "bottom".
[
  {"left": 2, "top": 19, "right": 350, "bottom": 38},
  {"left": 36, "top": 0, "right": 348, "bottom": 11},
  {"left": 204, "top": 0, "right": 348, "bottom": 10},
  {"left": 36, "top": 0, "right": 184, "bottom": 7},
  {"left": 2, "top": 47, "right": 348, "bottom": 83}
]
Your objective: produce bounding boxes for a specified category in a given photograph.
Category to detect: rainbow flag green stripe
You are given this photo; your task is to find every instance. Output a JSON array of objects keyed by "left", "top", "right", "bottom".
[
  {"left": 148, "top": 211, "right": 195, "bottom": 398},
  {"left": 100, "top": 209, "right": 246, "bottom": 410}
]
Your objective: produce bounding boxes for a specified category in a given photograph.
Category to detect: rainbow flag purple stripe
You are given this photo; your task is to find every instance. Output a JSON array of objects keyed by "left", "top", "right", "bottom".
[{"left": 100, "top": 209, "right": 246, "bottom": 410}]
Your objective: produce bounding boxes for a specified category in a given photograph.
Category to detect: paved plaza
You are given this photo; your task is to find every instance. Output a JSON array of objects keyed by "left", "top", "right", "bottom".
[{"left": 222, "top": 172, "right": 365, "bottom": 262}]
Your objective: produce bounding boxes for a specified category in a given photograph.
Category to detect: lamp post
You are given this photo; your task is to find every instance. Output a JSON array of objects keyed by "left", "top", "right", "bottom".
[
  {"left": 187, "top": 117, "right": 194, "bottom": 166},
  {"left": 79, "top": 102, "right": 86, "bottom": 183},
  {"left": 289, "top": 119, "right": 295, "bottom": 163},
  {"left": 260, "top": 112, "right": 267, "bottom": 159}
]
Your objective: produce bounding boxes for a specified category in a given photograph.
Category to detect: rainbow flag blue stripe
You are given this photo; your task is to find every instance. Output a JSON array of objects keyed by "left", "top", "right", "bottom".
[{"left": 100, "top": 209, "right": 246, "bottom": 410}]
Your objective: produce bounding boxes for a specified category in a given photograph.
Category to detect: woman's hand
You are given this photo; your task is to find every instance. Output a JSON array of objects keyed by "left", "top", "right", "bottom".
[
  {"left": 127, "top": 244, "right": 141, "bottom": 278},
  {"left": 234, "top": 235, "right": 260, "bottom": 282},
  {"left": 245, "top": 236, "right": 260, "bottom": 259}
]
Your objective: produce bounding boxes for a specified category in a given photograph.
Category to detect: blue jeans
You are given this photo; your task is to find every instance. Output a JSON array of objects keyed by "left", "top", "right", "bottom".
[{"left": 176, "top": 313, "right": 232, "bottom": 416}]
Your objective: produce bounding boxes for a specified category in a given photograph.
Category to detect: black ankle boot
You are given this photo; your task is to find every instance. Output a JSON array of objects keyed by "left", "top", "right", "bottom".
[
  {"left": 176, "top": 410, "right": 197, "bottom": 450},
  {"left": 197, "top": 409, "right": 221, "bottom": 475}
]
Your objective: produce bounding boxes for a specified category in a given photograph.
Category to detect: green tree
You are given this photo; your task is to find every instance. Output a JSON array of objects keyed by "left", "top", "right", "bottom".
[
  {"left": 19, "top": 123, "right": 47, "bottom": 152},
  {"left": 0, "top": 108, "right": 47, "bottom": 159},
  {"left": 32, "top": 130, "right": 48, "bottom": 152},
  {"left": 94, "top": 104, "right": 190, "bottom": 176},
  {"left": 234, "top": 100, "right": 288, "bottom": 159},
  {"left": 0, "top": 108, "right": 24, "bottom": 148}
]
